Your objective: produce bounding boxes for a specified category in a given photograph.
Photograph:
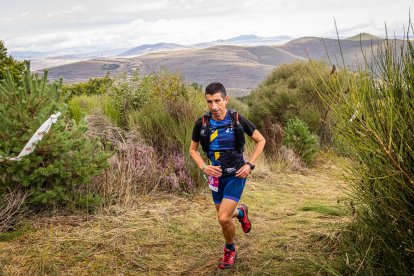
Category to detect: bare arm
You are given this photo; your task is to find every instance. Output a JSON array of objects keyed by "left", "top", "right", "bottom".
[
  {"left": 247, "top": 129, "right": 266, "bottom": 165},
  {"left": 189, "top": 141, "right": 222, "bottom": 177},
  {"left": 235, "top": 129, "right": 266, "bottom": 178}
]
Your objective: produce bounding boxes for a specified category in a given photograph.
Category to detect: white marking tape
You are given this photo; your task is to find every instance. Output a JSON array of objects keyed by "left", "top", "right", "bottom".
[{"left": 0, "top": 112, "right": 61, "bottom": 162}]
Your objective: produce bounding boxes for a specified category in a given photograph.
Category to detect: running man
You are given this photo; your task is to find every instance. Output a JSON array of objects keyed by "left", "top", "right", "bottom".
[{"left": 189, "top": 82, "right": 266, "bottom": 269}]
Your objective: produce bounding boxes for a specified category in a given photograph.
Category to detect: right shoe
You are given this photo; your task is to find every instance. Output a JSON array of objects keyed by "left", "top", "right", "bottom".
[
  {"left": 238, "top": 204, "right": 251, "bottom": 233},
  {"left": 218, "top": 247, "right": 237, "bottom": 269}
]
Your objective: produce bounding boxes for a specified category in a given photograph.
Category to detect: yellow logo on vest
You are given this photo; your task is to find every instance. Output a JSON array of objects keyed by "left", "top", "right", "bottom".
[
  {"left": 214, "top": 151, "right": 220, "bottom": 160},
  {"left": 210, "top": 130, "right": 218, "bottom": 142}
]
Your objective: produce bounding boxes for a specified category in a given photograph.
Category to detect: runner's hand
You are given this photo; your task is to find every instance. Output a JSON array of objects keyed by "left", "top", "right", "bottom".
[
  {"left": 235, "top": 164, "right": 251, "bottom": 178},
  {"left": 203, "top": 165, "right": 222, "bottom": 177}
]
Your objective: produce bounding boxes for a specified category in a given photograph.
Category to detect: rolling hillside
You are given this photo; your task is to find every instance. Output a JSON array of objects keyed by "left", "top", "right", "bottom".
[
  {"left": 42, "top": 35, "right": 400, "bottom": 96},
  {"left": 45, "top": 45, "right": 301, "bottom": 96}
]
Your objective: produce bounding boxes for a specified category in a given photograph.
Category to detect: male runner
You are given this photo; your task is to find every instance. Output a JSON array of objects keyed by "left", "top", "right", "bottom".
[{"left": 189, "top": 82, "right": 266, "bottom": 269}]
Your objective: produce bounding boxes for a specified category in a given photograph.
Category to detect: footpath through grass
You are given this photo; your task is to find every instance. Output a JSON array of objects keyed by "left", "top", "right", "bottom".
[{"left": 0, "top": 159, "right": 347, "bottom": 275}]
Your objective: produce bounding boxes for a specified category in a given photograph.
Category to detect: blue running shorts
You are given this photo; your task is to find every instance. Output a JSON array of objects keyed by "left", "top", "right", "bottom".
[{"left": 212, "top": 175, "right": 246, "bottom": 204}]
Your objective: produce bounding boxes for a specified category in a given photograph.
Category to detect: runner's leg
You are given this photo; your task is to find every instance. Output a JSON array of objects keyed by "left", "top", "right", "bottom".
[
  {"left": 218, "top": 198, "right": 238, "bottom": 244},
  {"left": 215, "top": 203, "right": 238, "bottom": 217}
]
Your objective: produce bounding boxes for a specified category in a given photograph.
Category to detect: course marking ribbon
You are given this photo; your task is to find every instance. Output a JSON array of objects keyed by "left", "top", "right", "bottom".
[{"left": 0, "top": 112, "right": 61, "bottom": 162}]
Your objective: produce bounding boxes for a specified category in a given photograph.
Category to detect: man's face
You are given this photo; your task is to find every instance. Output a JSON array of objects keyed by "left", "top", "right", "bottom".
[{"left": 205, "top": 92, "right": 228, "bottom": 120}]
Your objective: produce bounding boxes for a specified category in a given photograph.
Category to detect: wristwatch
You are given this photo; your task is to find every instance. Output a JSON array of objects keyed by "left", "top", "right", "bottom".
[{"left": 246, "top": 161, "right": 255, "bottom": 170}]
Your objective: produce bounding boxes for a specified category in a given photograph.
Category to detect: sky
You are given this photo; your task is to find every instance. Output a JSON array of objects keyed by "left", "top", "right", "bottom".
[{"left": 0, "top": 0, "right": 412, "bottom": 53}]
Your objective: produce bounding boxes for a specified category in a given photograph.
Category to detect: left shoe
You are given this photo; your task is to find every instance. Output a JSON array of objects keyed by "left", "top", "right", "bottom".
[{"left": 238, "top": 204, "right": 252, "bottom": 233}]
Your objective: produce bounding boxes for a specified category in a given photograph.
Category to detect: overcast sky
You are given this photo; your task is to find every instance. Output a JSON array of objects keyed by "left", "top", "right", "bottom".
[{"left": 0, "top": 0, "right": 412, "bottom": 53}]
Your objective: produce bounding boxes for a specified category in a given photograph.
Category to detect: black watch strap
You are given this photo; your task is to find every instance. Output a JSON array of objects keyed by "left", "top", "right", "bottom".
[{"left": 246, "top": 161, "right": 255, "bottom": 170}]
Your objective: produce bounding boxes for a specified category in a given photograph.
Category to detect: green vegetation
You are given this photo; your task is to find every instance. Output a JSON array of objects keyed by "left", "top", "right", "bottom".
[
  {"left": 68, "top": 69, "right": 207, "bottom": 193},
  {"left": 284, "top": 118, "right": 319, "bottom": 165},
  {"left": 247, "top": 61, "right": 333, "bottom": 143},
  {"left": 0, "top": 40, "right": 25, "bottom": 82},
  {"left": 126, "top": 70, "right": 206, "bottom": 190},
  {"left": 62, "top": 73, "right": 112, "bottom": 97},
  {"left": 0, "top": 64, "right": 107, "bottom": 210},
  {"left": 246, "top": 61, "right": 336, "bottom": 164},
  {"left": 69, "top": 94, "right": 121, "bottom": 125},
  {"left": 299, "top": 202, "right": 345, "bottom": 216},
  {"left": 3, "top": 25, "right": 413, "bottom": 274},
  {"left": 316, "top": 31, "right": 414, "bottom": 274}
]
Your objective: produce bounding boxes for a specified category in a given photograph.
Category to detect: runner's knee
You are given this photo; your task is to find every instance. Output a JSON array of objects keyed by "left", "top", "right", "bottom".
[{"left": 218, "top": 213, "right": 232, "bottom": 226}]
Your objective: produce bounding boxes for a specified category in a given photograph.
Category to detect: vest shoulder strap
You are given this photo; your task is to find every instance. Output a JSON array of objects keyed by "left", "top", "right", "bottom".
[
  {"left": 228, "top": 109, "right": 239, "bottom": 124},
  {"left": 202, "top": 112, "right": 211, "bottom": 126}
]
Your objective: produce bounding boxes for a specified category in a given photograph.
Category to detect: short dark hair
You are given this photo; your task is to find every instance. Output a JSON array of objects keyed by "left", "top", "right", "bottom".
[{"left": 205, "top": 82, "right": 226, "bottom": 98}]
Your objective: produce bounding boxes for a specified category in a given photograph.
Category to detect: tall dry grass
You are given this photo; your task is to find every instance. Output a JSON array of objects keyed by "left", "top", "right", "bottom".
[{"left": 315, "top": 23, "right": 414, "bottom": 274}]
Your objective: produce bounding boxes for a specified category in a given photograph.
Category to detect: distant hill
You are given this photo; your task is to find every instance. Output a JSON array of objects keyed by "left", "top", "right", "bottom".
[
  {"left": 118, "top": 43, "right": 188, "bottom": 57},
  {"left": 41, "top": 34, "right": 403, "bottom": 96},
  {"left": 279, "top": 36, "right": 401, "bottom": 70},
  {"left": 116, "top": 35, "right": 292, "bottom": 57},
  {"left": 45, "top": 45, "right": 300, "bottom": 97},
  {"left": 346, "top": 33, "right": 380, "bottom": 41},
  {"left": 195, "top": 34, "right": 291, "bottom": 48}
]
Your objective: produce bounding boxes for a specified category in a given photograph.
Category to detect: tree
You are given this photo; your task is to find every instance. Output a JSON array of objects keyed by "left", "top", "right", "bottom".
[
  {"left": 0, "top": 63, "right": 108, "bottom": 208},
  {"left": 0, "top": 40, "right": 25, "bottom": 82}
]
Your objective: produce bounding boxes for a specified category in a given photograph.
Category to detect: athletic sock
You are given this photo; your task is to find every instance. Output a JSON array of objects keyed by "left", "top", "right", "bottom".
[
  {"left": 225, "top": 243, "right": 235, "bottom": 251},
  {"left": 237, "top": 208, "right": 244, "bottom": 219}
]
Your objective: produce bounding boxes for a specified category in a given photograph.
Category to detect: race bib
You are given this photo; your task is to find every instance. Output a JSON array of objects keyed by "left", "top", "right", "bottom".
[{"left": 208, "top": 176, "right": 219, "bottom": 192}]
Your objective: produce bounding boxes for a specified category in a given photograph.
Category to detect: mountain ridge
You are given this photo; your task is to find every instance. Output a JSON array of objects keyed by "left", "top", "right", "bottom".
[{"left": 37, "top": 33, "right": 396, "bottom": 97}]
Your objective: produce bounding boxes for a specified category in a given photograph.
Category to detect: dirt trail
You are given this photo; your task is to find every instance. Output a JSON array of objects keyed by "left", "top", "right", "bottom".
[{"left": 0, "top": 160, "right": 347, "bottom": 275}]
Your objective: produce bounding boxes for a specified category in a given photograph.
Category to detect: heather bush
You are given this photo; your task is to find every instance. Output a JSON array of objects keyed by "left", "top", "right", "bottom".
[
  {"left": 67, "top": 69, "right": 208, "bottom": 194},
  {"left": 84, "top": 115, "right": 164, "bottom": 206},
  {"left": 283, "top": 118, "right": 319, "bottom": 165},
  {"left": 0, "top": 64, "right": 108, "bottom": 209}
]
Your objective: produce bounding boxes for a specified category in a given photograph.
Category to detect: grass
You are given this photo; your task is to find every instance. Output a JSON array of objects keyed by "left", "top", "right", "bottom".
[
  {"left": 0, "top": 158, "right": 347, "bottom": 275},
  {"left": 0, "top": 223, "right": 33, "bottom": 242},
  {"left": 299, "top": 203, "right": 345, "bottom": 217},
  {"left": 68, "top": 94, "right": 121, "bottom": 125}
]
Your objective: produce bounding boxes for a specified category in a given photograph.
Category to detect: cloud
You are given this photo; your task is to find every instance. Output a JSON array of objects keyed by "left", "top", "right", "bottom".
[
  {"left": 1, "top": 0, "right": 412, "bottom": 52},
  {"left": 46, "top": 5, "right": 87, "bottom": 19},
  {"left": 109, "top": 0, "right": 170, "bottom": 13}
]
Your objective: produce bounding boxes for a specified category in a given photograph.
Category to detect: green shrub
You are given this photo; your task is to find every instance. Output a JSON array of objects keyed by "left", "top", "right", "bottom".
[
  {"left": 0, "top": 64, "right": 108, "bottom": 209},
  {"left": 316, "top": 29, "right": 414, "bottom": 274},
  {"left": 62, "top": 73, "right": 112, "bottom": 97},
  {"left": 67, "top": 71, "right": 150, "bottom": 127},
  {"left": 227, "top": 97, "right": 250, "bottom": 118},
  {"left": 108, "top": 70, "right": 150, "bottom": 127},
  {"left": 127, "top": 70, "right": 206, "bottom": 190},
  {"left": 247, "top": 61, "right": 334, "bottom": 146},
  {"left": 67, "top": 69, "right": 208, "bottom": 193},
  {"left": 284, "top": 118, "right": 319, "bottom": 165}
]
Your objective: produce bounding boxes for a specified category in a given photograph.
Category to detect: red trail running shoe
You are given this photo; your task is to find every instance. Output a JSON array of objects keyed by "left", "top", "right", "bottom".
[
  {"left": 218, "top": 248, "right": 237, "bottom": 269},
  {"left": 238, "top": 204, "right": 251, "bottom": 233}
]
